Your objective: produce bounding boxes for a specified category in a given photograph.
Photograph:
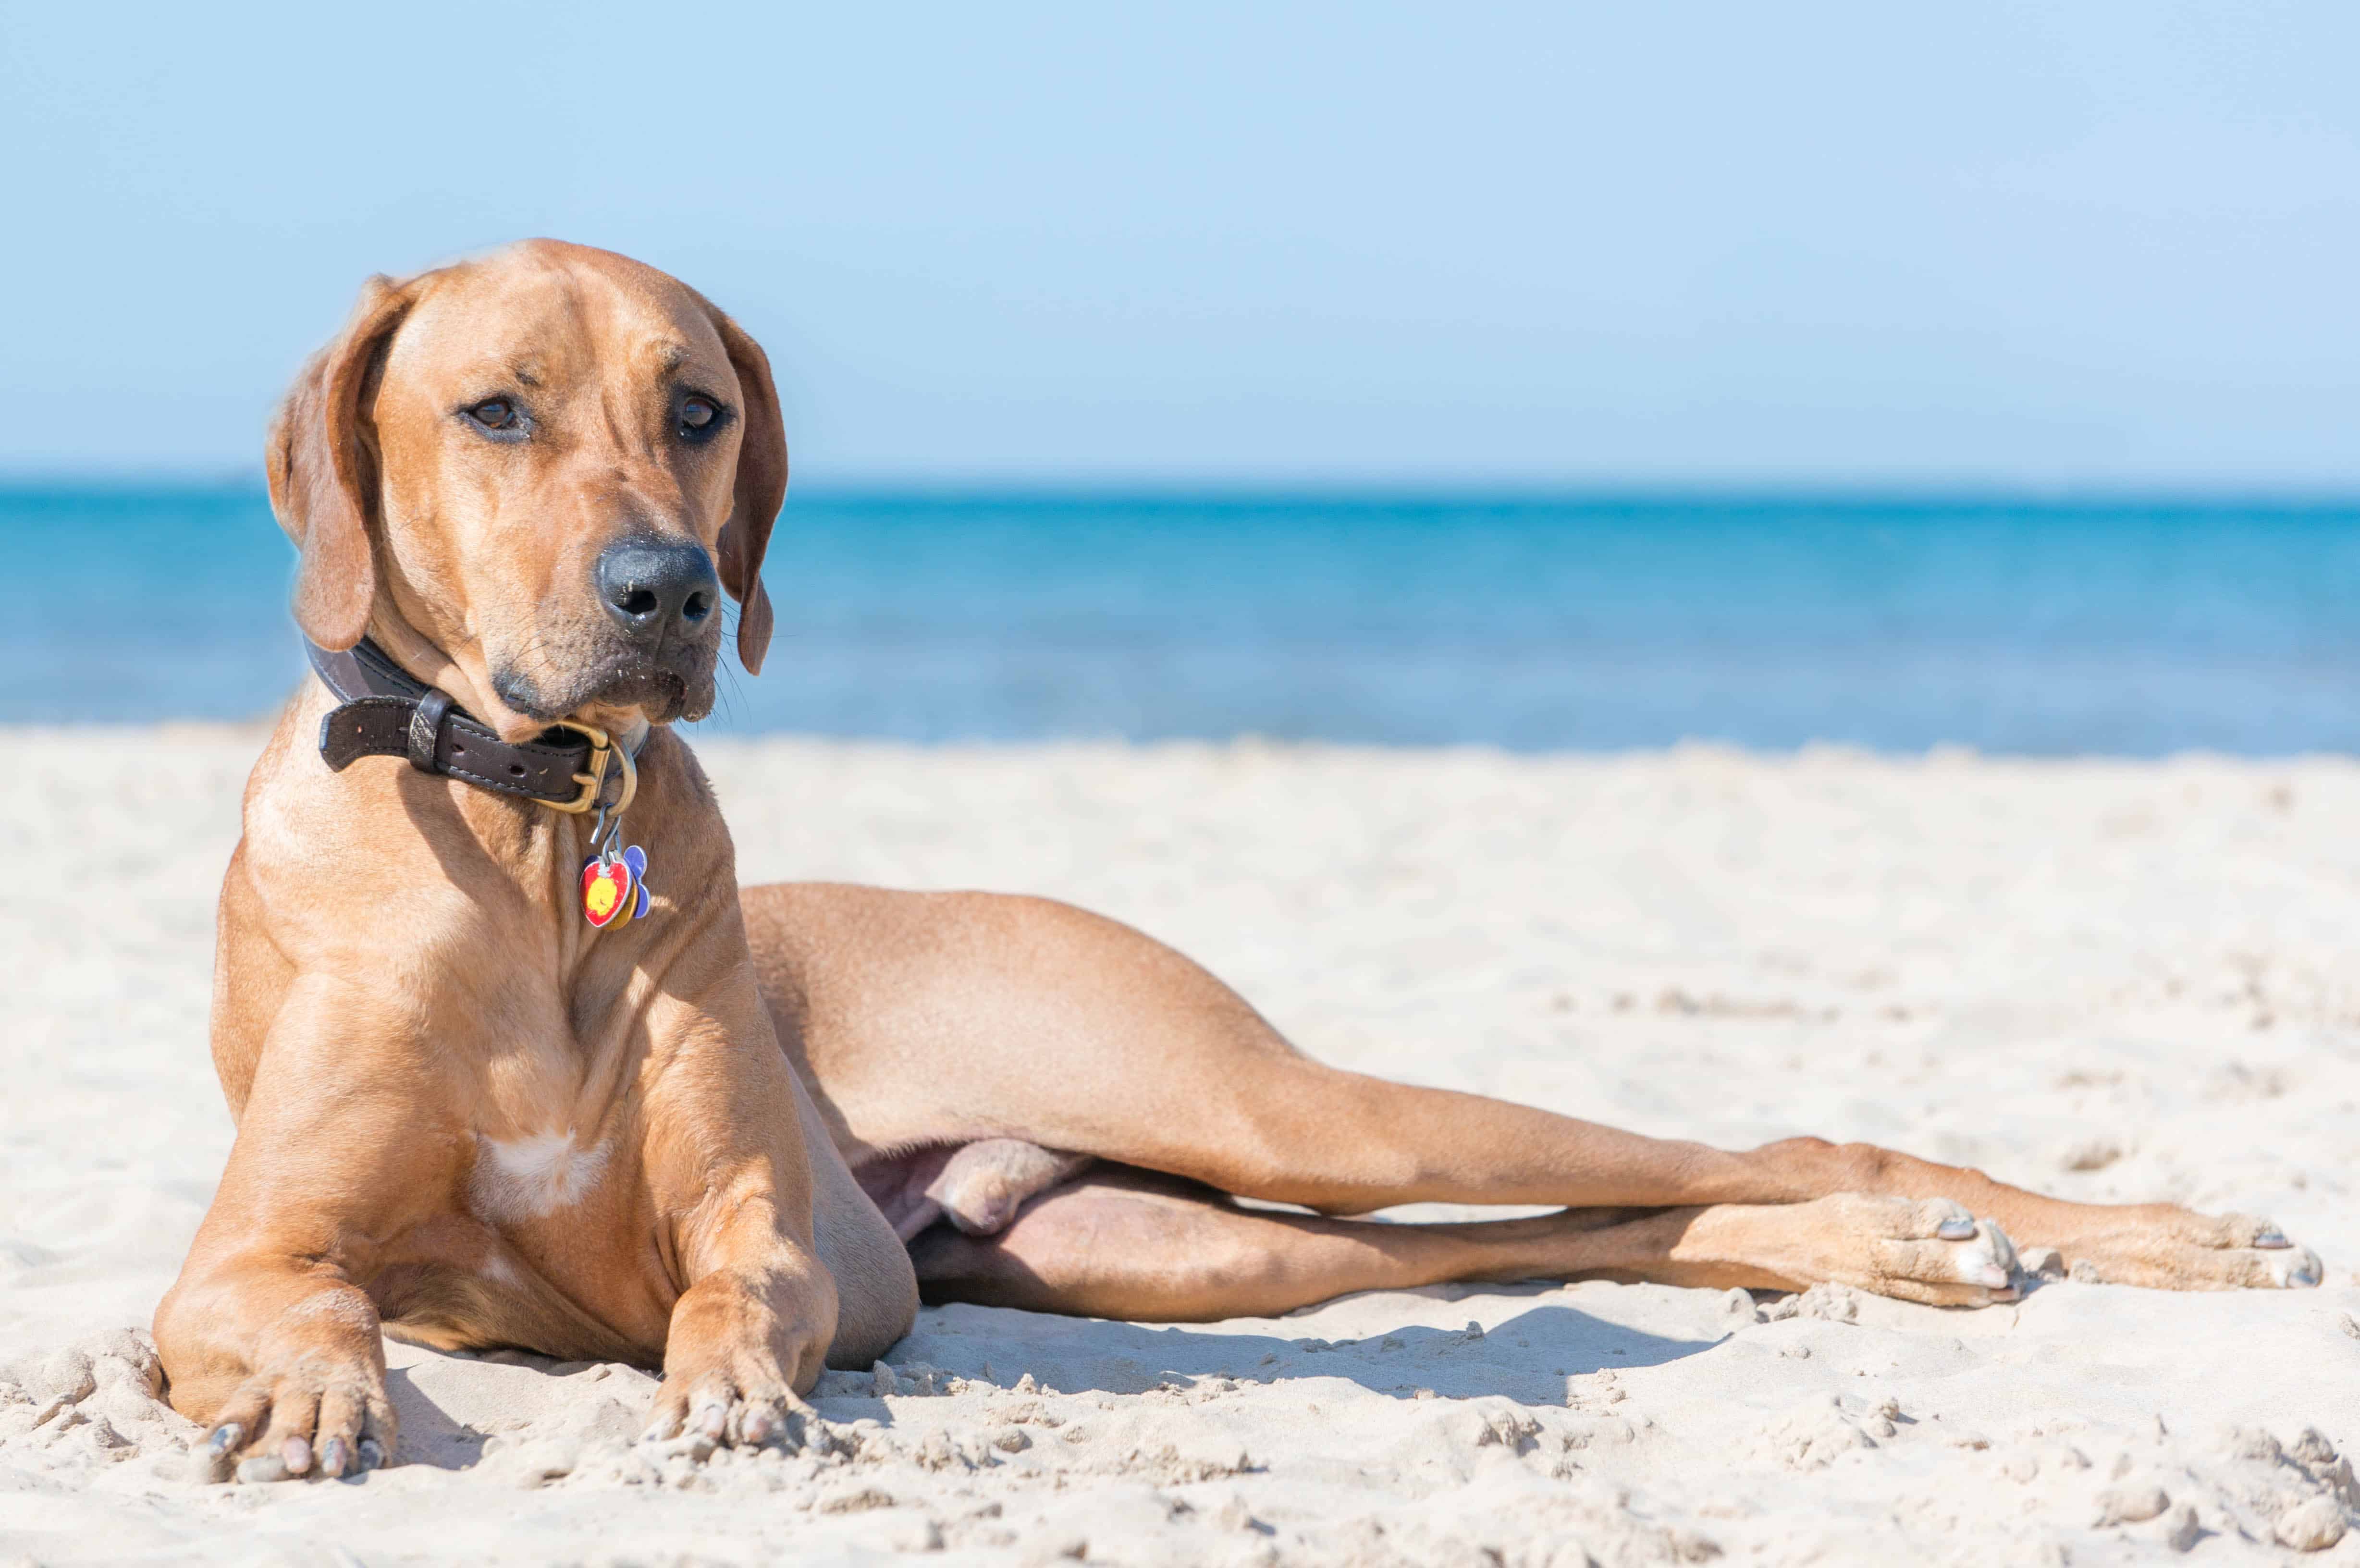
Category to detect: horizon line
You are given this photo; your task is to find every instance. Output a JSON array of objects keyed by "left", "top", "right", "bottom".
[{"left": 7, "top": 469, "right": 2360, "bottom": 508}]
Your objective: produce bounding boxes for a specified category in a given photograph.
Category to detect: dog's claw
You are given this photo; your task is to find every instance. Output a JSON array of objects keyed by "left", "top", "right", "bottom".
[
  {"left": 356, "top": 1437, "right": 386, "bottom": 1471},
  {"left": 698, "top": 1401, "right": 728, "bottom": 1441},
  {"left": 2254, "top": 1226, "right": 2291, "bottom": 1250},
  {"left": 207, "top": 1422, "right": 244, "bottom": 1457},
  {"left": 282, "top": 1436, "right": 313, "bottom": 1475},
  {"left": 1936, "top": 1217, "right": 1978, "bottom": 1241},
  {"left": 320, "top": 1436, "right": 351, "bottom": 1478}
]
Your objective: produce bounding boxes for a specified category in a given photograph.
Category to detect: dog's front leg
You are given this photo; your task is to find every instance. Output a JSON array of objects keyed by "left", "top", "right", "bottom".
[
  {"left": 638, "top": 985, "right": 841, "bottom": 1450},
  {"left": 156, "top": 982, "right": 454, "bottom": 1480}
]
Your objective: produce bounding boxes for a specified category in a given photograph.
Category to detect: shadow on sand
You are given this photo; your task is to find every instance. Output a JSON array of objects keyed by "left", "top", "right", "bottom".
[{"left": 380, "top": 1286, "right": 1725, "bottom": 1462}]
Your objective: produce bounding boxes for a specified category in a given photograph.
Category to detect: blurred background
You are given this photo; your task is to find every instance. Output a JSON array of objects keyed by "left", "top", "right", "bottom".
[{"left": 4, "top": 2, "right": 2355, "bottom": 750}]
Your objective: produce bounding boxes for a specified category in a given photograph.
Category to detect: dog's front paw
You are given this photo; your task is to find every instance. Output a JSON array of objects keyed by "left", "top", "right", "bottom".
[
  {"left": 197, "top": 1356, "right": 396, "bottom": 1483},
  {"left": 645, "top": 1271, "right": 833, "bottom": 1453},
  {"left": 642, "top": 1375, "right": 820, "bottom": 1453}
]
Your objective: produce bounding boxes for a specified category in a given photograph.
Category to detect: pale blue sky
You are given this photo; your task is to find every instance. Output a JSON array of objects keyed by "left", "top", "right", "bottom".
[{"left": 4, "top": 2, "right": 2356, "bottom": 485}]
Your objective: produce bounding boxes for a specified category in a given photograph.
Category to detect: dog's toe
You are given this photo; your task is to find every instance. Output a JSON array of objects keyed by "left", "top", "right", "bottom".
[
  {"left": 2269, "top": 1246, "right": 2323, "bottom": 1288},
  {"left": 1897, "top": 1199, "right": 2017, "bottom": 1290},
  {"left": 1957, "top": 1221, "right": 2019, "bottom": 1291}
]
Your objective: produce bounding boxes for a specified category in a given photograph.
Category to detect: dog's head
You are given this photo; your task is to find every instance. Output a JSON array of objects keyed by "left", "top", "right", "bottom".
[{"left": 267, "top": 240, "right": 785, "bottom": 738}]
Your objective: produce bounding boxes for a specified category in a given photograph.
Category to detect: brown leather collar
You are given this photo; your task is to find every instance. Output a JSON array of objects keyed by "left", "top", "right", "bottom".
[{"left": 305, "top": 638, "right": 634, "bottom": 812}]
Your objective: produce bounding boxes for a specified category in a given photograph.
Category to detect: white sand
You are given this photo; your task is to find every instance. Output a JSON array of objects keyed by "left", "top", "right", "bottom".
[{"left": 5, "top": 729, "right": 2359, "bottom": 1565}]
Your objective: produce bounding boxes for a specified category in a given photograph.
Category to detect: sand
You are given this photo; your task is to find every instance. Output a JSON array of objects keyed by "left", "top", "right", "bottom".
[{"left": 5, "top": 728, "right": 2359, "bottom": 1565}]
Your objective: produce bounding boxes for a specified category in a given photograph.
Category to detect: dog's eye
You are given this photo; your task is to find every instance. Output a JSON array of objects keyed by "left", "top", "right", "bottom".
[
  {"left": 457, "top": 397, "right": 528, "bottom": 442},
  {"left": 453, "top": 399, "right": 524, "bottom": 434},
  {"left": 677, "top": 396, "right": 723, "bottom": 441}
]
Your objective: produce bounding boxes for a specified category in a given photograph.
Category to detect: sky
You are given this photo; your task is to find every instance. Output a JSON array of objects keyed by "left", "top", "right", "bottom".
[{"left": 3, "top": 2, "right": 2357, "bottom": 487}]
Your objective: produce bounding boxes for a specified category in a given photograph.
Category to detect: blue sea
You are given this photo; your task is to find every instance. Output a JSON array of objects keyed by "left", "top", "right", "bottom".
[{"left": 8, "top": 486, "right": 2358, "bottom": 754}]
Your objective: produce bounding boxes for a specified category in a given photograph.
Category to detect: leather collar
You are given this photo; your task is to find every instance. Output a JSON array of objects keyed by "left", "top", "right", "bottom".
[{"left": 306, "top": 638, "right": 644, "bottom": 812}]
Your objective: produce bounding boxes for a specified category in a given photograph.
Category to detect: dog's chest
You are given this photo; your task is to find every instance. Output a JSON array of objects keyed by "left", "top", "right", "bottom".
[
  {"left": 467, "top": 1129, "right": 613, "bottom": 1225},
  {"left": 396, "top": 1126, "right": 670, "bottom": 1359}
]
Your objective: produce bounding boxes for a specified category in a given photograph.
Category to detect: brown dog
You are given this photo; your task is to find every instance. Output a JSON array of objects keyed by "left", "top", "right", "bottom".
[{"left": 157, "top": 240, "right": 2319, "bottom": 1483}]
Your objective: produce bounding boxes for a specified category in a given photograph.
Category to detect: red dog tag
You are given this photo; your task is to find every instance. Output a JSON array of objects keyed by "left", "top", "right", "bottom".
[{"left": 580, "top": 855, "right": 638, "bottom": 930}]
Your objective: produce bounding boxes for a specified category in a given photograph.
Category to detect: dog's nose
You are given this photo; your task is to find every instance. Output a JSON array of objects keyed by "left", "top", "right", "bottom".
[{"left": 595, "top": 539, "right": 720, "bottom": 642}]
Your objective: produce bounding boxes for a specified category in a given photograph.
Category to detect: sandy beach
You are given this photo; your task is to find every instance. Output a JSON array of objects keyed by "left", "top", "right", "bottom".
[{"left": 5, "top": 727, "right": 2358, "bottom": 1565}]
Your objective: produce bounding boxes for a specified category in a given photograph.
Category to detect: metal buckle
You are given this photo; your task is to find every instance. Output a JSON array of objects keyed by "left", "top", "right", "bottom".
[{"left": 545, "top": 721, "right": 637, "bottom": 815}]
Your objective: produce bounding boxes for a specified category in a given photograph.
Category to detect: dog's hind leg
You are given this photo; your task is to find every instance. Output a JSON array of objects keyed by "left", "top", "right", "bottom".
[
  {"left": 749, "top": 883, "right": 1769, "bottom": 1214},
  {"left": 907, "top": 1166, "right": 2020, "bottom": 1320},
  {"left": 747, "top": 884, "right": 2317, "bottom": 1297}
]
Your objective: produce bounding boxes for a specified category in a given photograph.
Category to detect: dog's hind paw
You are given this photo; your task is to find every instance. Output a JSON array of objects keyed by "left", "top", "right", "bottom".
[
  {"left": 1802, "top": 1194, "right": 2023, "bottom": 1307},
  {"left": 1710, "top": 1193, "right": 2022, "bottom": 1309},
  {"left": 1883, "top": 1197, "right": 2021, "bottom": 1303},
  {"left": 2040, "top": 1208, "right": 2322, "bottom": 1290}
]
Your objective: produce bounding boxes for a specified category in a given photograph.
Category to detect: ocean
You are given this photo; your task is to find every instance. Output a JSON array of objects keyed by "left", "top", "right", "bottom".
[{"left": 8, "top": 485, "right": 2357, "bottom": 755}]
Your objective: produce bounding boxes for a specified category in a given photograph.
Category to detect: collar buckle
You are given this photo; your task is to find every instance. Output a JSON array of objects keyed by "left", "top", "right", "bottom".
[{"left": 545, "top": 721, "right": 638, "bottom": 815}]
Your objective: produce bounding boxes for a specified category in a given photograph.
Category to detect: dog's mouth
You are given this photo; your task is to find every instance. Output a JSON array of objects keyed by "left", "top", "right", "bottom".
[
  {"left": 585, "top": 661, "right": 706, "bottom": 724},
  {"left": 492, "top": 639, "right": 718, "bottom": 728}
]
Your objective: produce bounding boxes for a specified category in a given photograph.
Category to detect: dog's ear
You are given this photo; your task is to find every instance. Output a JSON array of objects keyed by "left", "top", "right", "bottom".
[
  {"left": 266, "top": 274, "right": 414, "bottom": 650},
  {"left": 707, "top": 309, "right": 787, "bottom": 676}
]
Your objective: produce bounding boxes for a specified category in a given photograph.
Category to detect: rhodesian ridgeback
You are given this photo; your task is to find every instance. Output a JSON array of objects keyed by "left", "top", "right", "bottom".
[{"left": 157, "top": 240, "right": 2320, "bottom": 1482}]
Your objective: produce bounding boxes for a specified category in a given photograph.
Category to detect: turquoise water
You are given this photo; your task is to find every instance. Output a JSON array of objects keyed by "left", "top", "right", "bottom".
[{"left": 10, "top": 485, "right": 2359, "bottom": 754}]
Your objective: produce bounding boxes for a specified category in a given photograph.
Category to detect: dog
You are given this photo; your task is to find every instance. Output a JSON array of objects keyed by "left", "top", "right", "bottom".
[{"left": 156, "top": 240, "right": 2320, "bottom": 1482}]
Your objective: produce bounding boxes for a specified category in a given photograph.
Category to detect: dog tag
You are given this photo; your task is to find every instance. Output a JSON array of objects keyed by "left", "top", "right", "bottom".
[
  {"left": 580, "top": 853, "right": 637, "bottom": 930},
  {"left": 623, "top": 844, "right": 651, "bottom": 920}
]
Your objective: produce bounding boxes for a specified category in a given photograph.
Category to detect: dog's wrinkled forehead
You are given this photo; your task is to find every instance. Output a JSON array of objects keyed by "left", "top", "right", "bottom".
[{"left": 376, "top": 252, "right": 740, "bottom": 438}]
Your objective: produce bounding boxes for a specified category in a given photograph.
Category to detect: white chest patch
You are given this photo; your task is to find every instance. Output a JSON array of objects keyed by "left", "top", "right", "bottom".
[{"left": 469, "top": 1130, "right": 609, "bottom": 1225}]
